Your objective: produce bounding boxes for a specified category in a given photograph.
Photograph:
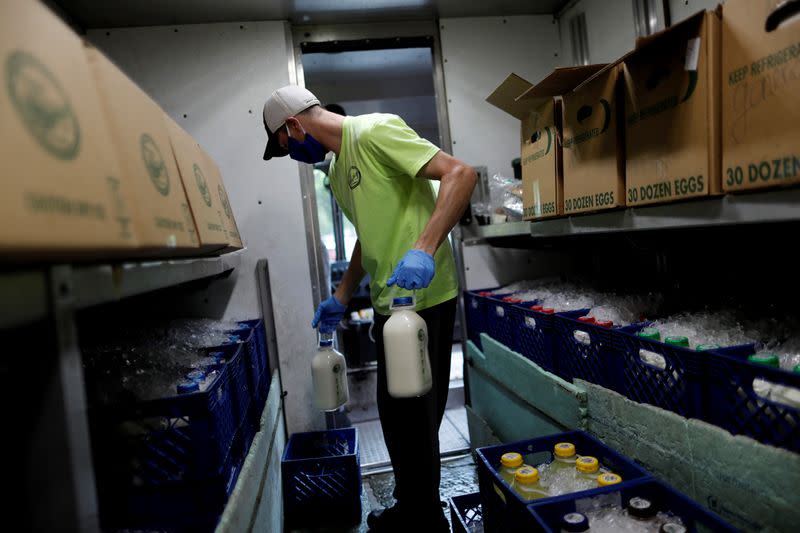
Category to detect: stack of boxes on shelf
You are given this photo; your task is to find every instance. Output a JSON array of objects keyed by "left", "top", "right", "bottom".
[
  {"left": 487, "top": 0, "right": 800, "bottom": 221},
  {"left": 0, "top": 0, "right": 242, "bottom": 259}
]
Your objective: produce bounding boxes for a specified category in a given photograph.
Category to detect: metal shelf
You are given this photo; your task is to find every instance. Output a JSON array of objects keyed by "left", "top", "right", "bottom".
[
  {"left": 0, "top": 251, "right": 242, "bottom": 329},
  {"left": 73, "top": 251, "right": 242, "bottom": 310},
  {"left": 462, "top": 189, "right": 800, "bottom": 245},
  {"left": 530, "top": 189, "right": 800, "bottom": 237}
]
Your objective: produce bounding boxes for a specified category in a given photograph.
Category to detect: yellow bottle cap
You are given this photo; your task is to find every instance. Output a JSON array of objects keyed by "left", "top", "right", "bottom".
[
  {"left": 515, "top": 466, "right": 540, "bottom": 484},
  {"left": 501, "top": 452, "right": 523, "bottom": 468},
  {"left": 597, "top": 473, "right": 623, "bottom": 486},
  {"left": 575, "top": 456, "right": 600, "bottom": 474},
  {"left": 554, "top": 442, "right": 576, "bottom": 458}
]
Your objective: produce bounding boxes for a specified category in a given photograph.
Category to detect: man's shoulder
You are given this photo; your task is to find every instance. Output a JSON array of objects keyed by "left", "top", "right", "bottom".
[{"left": 350, "top": 113, "right": 402, "bottom": 139}]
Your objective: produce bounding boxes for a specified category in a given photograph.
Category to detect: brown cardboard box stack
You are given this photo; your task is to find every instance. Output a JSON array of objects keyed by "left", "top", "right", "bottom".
[
  {"left": 0, "top": 0, "right": 242, "bottom": 260},
  {"left": 624, "top": 10, "right": 722, "bottom": 206},
  {"left": 487, "top": 3, "right": 799, "bottom": 219},
  {"left": 86, "top": 45, "right": 201, "bottom": 254},
  {"left": 0, "top": 0, "right": 136, "bottom": 256},
  {"left": 486, "top": 66, "right": 604, "bottom": 220},
  {"left": 721, "top": 0, "right": 800, "bottom": 192}
]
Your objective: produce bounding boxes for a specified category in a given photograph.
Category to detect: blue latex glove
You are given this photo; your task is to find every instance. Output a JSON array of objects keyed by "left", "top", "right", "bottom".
[
  {"left": 311, "top": 295, "right": 347, "bottom": 333},
  {"left": 387, "top": 249, "right": 435, "bottom": 290}
]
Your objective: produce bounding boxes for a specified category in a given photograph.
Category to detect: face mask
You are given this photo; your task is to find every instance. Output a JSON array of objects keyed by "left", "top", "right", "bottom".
[{"left": 286, "top": 124, "right": 328, "bottom": 164}]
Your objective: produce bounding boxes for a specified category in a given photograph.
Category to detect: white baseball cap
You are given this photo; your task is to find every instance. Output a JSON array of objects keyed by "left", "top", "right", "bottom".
[{"left": 262, "top": 85, "right": 320, "bottom": 160}]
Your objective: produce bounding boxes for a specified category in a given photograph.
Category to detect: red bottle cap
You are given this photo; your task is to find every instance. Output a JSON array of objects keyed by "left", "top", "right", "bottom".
[
  {"left": 596, "top": 320, "right": 613, "bottom": 328},
  {"left": 531, "top": 305, "right": 544, "bottom": 311},
  {"left": 578, "top": 316, "right": 596, "bottom": 324},
  {"left": 478, "top": 291, "right": 491, "bottom": 296},
  {"left": 542, "top": 308, "right": 555, "bottom": 314},
  {"left": 502, "top": 297, "right": 522, "bottom": 303}
]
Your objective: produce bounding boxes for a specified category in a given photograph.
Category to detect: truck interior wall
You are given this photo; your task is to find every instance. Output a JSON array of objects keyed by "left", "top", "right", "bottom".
[
  {"left": 439, "top": 16, "right": 561, "bottom": 181},
  {"left": 86, "top": 22, "right": 326, "bottom": 434},
  {"left": 557, "top": 0, "right": 637, "bottom": 64},
  {"left": 668, "top": 0, "right": 721, "bottom": 25}
]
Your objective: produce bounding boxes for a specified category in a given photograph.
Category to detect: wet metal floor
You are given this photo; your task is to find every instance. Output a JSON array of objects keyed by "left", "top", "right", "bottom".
[
  {"left": 354, "top": 407, "right": 471, "bottom": 470},
  {"left": 290, "top": 454, "right": 479, "bottom": 533}
]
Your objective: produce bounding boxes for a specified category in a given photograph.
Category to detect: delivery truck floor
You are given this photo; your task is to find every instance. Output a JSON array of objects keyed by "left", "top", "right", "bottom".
[{"left": 290, "top": 454, "right": 479, "bottom": 533}]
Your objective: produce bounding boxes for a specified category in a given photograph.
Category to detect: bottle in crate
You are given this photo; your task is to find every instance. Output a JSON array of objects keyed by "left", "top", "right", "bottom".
[
  {"left": 498, "top": 452, "right": 524, "bottom": 485},
  {"left": 383, "top": 295, "right": 432, "bottom": 398},
  {"left": 560, "top": 512, "right": 590, "bottom": 532},
  {"left": 551, "top": 442, "right": 578, "bottom": 474},
  {"left": 513, "top": 466, "right": 548, "bottom": 501},
  {"left": 312, "top": 333, "right": 349, "bottom": 411}
]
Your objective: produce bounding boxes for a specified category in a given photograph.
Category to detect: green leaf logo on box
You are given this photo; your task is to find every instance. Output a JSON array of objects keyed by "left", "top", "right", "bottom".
[
  {"left": 140, "top": 133, "right": 170, "bottom": 196},
  {"left": 218, "top": 184, "right": 232, "bottom": 219},
  {"left": 194, "top": 163, "right": 212, "bottom": 207},
  {"left": 5, "top": 50, "right": 80, "bottom": 160}
]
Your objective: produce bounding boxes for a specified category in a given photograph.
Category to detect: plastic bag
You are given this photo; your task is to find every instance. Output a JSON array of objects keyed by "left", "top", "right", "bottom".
[{"left": 489, "top": 174, "right": 523, "bottom": 222}]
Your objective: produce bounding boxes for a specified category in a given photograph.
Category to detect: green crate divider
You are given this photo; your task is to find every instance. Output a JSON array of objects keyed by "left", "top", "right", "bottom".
[
  {"left": 477, "top": 335, "right": 587, "bottom": 428},
  {"left": 578, "top": 378, "right": 800, "bottom": 533},
  {"left": 466, "top": 339, "right": 587, "bottom": 443}
]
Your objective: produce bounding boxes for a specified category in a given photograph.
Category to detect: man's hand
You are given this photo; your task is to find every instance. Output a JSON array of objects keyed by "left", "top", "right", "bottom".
[
  {"left": 387, "top": 249, "right": 435, "bottom": 290},
  {"left": 311, "top": 295, "right": 347, "bottom": 333}
]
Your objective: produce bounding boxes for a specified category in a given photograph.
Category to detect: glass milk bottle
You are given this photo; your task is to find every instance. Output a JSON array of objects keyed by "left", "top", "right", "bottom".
[
  {"left": 383, "top": 296, "right": 432, "bottom": 398},
  {"left": 311, "top": 333, "right": 349, "bottom": 411}
]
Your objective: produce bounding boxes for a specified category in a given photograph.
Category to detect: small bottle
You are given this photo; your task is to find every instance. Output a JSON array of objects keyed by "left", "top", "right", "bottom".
[
  {"left": 176, "top": 380, "right": 199, "bottom": 394},
  {"left": 542, "top": 308, "right": 555, "bottom": 315},
  {"left": 560, "top": 512, "right": 590, "bottom": 532},
  {"left": 665, "top": 336, "right": 690, "bottom": 348},
  {"left": 383, "top": 296, "right": 432, "bottom": 398},
  {"left": 596, "top": 320, "right": 613, "bottom": 328},
  {"left": 660, "top": 523, "right": 687, "bottom": 533},
  {"left": 311, "top": 334, "right": 349, "bottom": 411},
  {"left": 498, "top": 452, "right": 524, "bottom": 485},
  {"left": 638, "top": 328, "right": 661, "bottom": 341},
  {"left": 596, "top": 472, "right": 622, "bottom": 487},
  {"left": 551, "top": 442, "right": 578, "bottom": 473},
  {"left": 748, "top": 353, "right": 780, "bottom": 368},
  {"left": 575, "top": 456, "right": 601, "bottom": 484},
  {"left": 186, "top": 370, "right": 206, "bottom": 383},
  {"left": 531, "top": 305, "right": 544, "bottom": 311},
  {"left": 577, "top": 316, "right": 596, "bottom": 324},
  {"left": 696, "top": 344, "right": 720, "bottom": 352},
  {"left": 514, "top": 466, "right": 548, "bottom": 501},
  {"left": 627, "top": 496, "right": 657, "bottom": 522}
]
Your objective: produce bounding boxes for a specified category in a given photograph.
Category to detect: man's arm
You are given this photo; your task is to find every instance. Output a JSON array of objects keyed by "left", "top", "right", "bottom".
[
  {"left": 413, "top": 151, "right": 478, "bottom": 255},
  {"left": 334, "top": 240, "right": 366, "bottom": 305}
]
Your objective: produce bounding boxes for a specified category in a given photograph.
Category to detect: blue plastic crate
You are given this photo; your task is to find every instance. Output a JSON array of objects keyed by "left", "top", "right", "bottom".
[
  {"left": 237, "top": 319, "right": 271, "bottom": 423},
  {"left": 98, "top": 424, "right": 245, "bottom": 533},
  {"left": 91, "top": 359, "right": 240, "bottom": 485},
  {"left": 476, "top": 430, "right": 652, "bottom": 533},
  {"left": 515, "top": 307, "right": 589, "bottom": 376},
  {"left": 555, "top": 317, "right": 645, "bottom": 393},
  {"left": 465, "top": 288, "right": 507, "bottom": 349},
  {"left": 282, "top": 427, "right": 362, "bottom": 529},
  {"left": 705, "top": 345, "right": 800, "bottom": 453},
  {"left": 205, "top": 343, "right": 250, "bottom": 435},
  {"left": 528, "top": 478, "right": 738, "bottom": 532},
  {"left": 449, "top": 492, "right": 484, "bottom": 533},
  {"left": 486, "top": 297, "right": 538, "bottom": 351},
  {"left": 615, "top": 327, "right": 711, "bottom": 420}
]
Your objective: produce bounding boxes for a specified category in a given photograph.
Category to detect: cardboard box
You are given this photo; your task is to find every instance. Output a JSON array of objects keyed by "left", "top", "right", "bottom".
[
  {"left": 0, "top": 0, "right": 136, "bottom": 256},
  {"left": 721, "top": 0, "right": 800, "bottom": 192},
  {"left": 561, "top": 64, "right": 626, "bottom": 214},
  {"left": 624, "top": 10, "right": 722, "bottom": 206},
  {"left": 164, "top": 115, "right": 231, "bottom": 254},
  {"left": 199, "top": 148, "right": 243, "bottom": 252},
  {"left": 85, "top": 45, "right": 201, "bottom": 254},
  {"left": 486, "top": 66, "right": 603, "bottom": 220}
]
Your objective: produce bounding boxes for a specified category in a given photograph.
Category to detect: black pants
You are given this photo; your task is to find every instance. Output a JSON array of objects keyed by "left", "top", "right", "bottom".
[{"left": 373, "top": 297, "right": 457, "bottom": 513}]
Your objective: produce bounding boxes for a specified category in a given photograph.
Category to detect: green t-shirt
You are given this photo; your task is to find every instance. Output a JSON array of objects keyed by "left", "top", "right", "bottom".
[{"left": 329, "top": 113, "right": 458, "bottom": 316}]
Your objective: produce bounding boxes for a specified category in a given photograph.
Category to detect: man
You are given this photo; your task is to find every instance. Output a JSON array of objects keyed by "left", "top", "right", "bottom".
[{"left": 263, "top": 86, "right": 476, "bottom": 532}]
